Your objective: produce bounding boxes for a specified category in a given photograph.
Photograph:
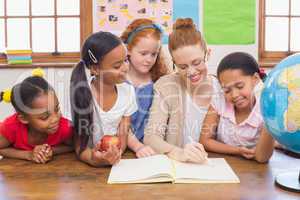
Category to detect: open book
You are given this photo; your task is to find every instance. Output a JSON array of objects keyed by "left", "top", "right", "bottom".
[{"left": 108, "top": 155, "right": 240, "bottom": 184}]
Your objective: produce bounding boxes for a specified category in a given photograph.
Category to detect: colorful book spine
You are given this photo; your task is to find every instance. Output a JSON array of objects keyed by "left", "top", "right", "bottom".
[
  {"left": 5, "top": 49, "right": 32, "bottom": 65},
  {"left": 6, "top": 56, "right": 32, "bottom": 60},
  {"left": 6, "top": 50, "right": 32, "bottom": 54}
]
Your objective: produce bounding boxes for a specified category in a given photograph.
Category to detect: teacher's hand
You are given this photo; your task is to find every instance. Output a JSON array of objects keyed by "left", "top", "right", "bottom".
[{"left": 183, "top": 143, "right": 208, "bottom": 164}]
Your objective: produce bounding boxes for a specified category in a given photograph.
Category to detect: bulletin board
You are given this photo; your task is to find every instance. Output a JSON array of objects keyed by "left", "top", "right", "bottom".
[
  {"left": 203, "top": 0, "right": 256, "bottom": 45},
  {"left": 93, "top": 0, "right": 199, "bottom": 43}
]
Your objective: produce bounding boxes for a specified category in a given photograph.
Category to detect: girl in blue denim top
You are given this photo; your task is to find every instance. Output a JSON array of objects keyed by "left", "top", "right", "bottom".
[{"left": 121, "top": 18, "right": 169, "bottom": 158}]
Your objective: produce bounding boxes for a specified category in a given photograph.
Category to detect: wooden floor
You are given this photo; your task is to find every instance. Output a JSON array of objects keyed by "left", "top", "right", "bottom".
[{"left": 0, "top": 150, "right": 299, "bottom": 200}]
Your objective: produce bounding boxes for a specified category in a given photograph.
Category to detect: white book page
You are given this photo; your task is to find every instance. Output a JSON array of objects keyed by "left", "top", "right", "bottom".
[
  {"left": 108, "top": 154, "right": 173, "bottom": 183},
  {"left": 173, "top": 158, "right": 240, "bottom": 183}
]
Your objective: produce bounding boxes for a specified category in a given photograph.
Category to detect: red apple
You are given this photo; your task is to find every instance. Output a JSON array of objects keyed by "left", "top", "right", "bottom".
[{"left": 98, "top": 135, "right": 121, "bottom": 152}]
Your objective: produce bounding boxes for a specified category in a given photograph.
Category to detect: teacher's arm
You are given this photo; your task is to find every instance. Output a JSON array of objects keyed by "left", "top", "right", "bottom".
[{"left": 143, "top": 86, "right": 176, "bottom": 155}]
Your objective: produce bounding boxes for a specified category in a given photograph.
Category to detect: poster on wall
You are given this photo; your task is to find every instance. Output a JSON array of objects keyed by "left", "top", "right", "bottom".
[
  {"left": 93, "top": 0, "right": 199, "bottom": 43},
  {"left": 204, "top": 0, "right": 256, "bottom": 45}
]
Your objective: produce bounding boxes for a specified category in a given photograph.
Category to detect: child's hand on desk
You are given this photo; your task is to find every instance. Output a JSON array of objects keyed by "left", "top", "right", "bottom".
[
  {"left": 42, "top": 144, "right": 53, "bottom": 160},
  {"left": 92, "top": 145, "right": 121, "bottom": 165},
  {"left": 239, "top": 146, "right": 255, "bottom": 159},
  {"left": 30, "top": 144, "right": 52, "bottom": 164},
  {"left": 136, "top": 145, "right": 156, "bottom": 158}
]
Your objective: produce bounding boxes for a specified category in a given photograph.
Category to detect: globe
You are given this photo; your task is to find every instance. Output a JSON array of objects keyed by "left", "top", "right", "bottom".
[
  {"left": 260, "top": 53, "right": 300, "bottom": 192},
  {"left": 261, "top": 53, "right": 300, "bottom": 153}
]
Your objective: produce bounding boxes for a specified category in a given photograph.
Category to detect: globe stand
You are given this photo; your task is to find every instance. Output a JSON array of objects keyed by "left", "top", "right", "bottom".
[{"left": 275, "top": 170, "right": 300, "bottom": 193}]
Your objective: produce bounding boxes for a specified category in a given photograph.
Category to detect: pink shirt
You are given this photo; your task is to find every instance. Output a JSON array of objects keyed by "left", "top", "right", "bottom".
[{"left": 211, "top": 89, "right": 263, "bottom": 148}]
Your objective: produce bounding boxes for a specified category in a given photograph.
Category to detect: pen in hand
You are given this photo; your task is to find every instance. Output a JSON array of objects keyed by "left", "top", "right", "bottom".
[{"left": 188, "top": 136, "right": 210, "bottom": 164}]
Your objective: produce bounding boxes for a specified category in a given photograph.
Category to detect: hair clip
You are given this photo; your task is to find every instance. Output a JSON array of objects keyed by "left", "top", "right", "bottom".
[
  {"left": 32, "top": 68, "right": 45, "bottom": 77},
  {"left": 1, "top": 89, "right": 12, "bottom": 103},
  {"left": 259, "top": 68, "right": 266, "bottom": 76},
  {"left": 88, "top": 49, "right": 98, "bottom": 64},
  {"left": 258, "top": 68, "right": 267, "bottom": 80}
]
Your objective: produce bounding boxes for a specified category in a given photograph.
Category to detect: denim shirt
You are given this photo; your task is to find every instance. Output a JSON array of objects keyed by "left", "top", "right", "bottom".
[{"left": 130, "top": 82, "right": 154, "bottom": 142}]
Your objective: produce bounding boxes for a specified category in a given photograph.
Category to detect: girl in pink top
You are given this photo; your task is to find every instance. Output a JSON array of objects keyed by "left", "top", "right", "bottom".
[{"left": 200, "top": 52, "right": 274, "bottom": 163}]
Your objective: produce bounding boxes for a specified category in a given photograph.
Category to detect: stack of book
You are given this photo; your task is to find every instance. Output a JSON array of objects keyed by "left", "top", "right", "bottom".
[{"left": 5, "top": 49, "right": 32, "bottom": 65}]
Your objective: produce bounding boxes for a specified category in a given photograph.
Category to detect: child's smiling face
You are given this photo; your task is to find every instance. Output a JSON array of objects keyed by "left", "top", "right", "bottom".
[
  {"left": 91, "top": 44, "right": 129, "bottom": 85},
  {"left": 172, "top": 44, "right": 208, "bottom": 87},
  {"left": 22, "top": 90, "right": 61, "bottom": 134},
  {"left": 219, "top": 69, "right": 259, "bottom": 111}
]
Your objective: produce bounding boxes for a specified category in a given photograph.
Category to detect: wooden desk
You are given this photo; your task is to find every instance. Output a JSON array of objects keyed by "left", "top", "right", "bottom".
[{"left": 0, "top": 150, "right": 299, "bottom": 200}]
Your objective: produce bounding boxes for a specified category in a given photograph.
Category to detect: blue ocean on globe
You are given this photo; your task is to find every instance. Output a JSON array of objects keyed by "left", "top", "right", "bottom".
[{"left": 261, "top": 53, "right": 300, "bottom": 153}]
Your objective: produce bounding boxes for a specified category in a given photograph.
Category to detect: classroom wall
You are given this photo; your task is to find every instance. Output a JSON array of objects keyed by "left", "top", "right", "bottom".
[{"left": 0, "top": 0, "right": 259, "bottom": 121}]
